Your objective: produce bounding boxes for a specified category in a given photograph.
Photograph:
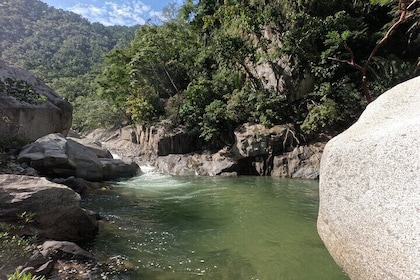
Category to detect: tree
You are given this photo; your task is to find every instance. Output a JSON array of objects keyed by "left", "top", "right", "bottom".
[{"left": 327, "top": 0, "right": 419, "bottom": 103}]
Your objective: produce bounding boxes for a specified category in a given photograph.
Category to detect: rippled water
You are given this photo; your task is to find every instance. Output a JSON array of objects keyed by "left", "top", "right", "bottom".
[{"left": 83, "top": 169, "right": 348, "bottom": 279}]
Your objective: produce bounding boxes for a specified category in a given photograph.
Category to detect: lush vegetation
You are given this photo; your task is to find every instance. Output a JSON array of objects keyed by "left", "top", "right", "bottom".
[
  {"left": 98, "top": 0, "right": 418, "bottom": 146},
  {"left": 1, "top": 0, "right": 418, "bottom": 146}
]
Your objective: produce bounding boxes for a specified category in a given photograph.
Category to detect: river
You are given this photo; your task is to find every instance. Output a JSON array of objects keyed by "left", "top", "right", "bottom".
[{"left": 83, "top": 168, "right": 348, "bottom": 279}]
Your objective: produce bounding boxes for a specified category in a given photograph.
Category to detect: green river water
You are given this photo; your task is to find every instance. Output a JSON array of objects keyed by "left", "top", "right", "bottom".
[{"left": 83, "top": 169, "right": 348, "bottom": 280}]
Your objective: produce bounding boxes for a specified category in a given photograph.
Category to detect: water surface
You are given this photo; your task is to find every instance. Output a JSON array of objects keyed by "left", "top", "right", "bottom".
[{"left": 84, "top": 170, "right": 348, "bottom": 279}]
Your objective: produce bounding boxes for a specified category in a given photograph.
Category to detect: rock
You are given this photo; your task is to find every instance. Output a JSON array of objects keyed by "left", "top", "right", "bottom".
[
  {"left": 66, "top": 139, "right": 103, "bottom": 181},
  {"left": 34, "top": 260, "right": 55, "bottom": 276},
  {"left": 20, "top": 259, "right": 54, "bottom": 278},
  {"left": 18, "top": 133, "right": 75, "bottom": 178},
  {"left": 231, "top": 123, "right": 295, "bottom": 159},
  {"left": 100, "top": 158, "right": 140, "bottom": 180},
  {"left": 86, "top": 123, "right": 322, "bottom": 179},
  {"left": 272, "top": 143, "right": 324, "bottom": 179},
  {"left": 0, "top": 59, "right": 72, "bottom": 141},
  {"left": 156, "top": 154, "right": 197, "bottom": 176},
  {"left": 40, "top": 240, "right": 96, "bottom": 260},
  {"left": 51, "top": 177, "right": 104, "bottom": 196},
  {"left": 18, "top": 133, "right": 139, "bottom": 181},
  {"left": 156, "top": 149, "right": 237, "bottom": 176},
  {"left": 68, "top": 137, "right": 113, "bottom": 159},
  {"left": 318, "top": 76, "right": 420, "bottom": 280},
  {"left": 134, "top": 121, "right": 205, "bottom": 156},
  {"left": 0, "top": 174, "right": 98, "bottom": 241},
  {"left": 86, "top": 121, "right": 207, "bottom": 165}
]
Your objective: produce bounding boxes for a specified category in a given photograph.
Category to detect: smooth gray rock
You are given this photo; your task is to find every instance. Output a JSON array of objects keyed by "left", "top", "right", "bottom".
[
  {"left": 66, "top": 139, "right": 103, "bottom": 181},
  {"left": 318, "top": 76, "right": 420, "bottom": 280},
  {"left": 156, "top": 149, "right": 236, "bottom": 176},
  {"left": 18, "top": 133, "right": 75, "bottom": 178},
  {"left": 68, "top": 137, "right": 113, "bottom": 158},
  {"left": 18, "top": 133, "right": 139, "bottom": 181},
  {"left": 100, "top": 158, "right": 140, "bottom": 180},
  {"left": 52, "top": 177, "right": 104, "bottom": 196}
]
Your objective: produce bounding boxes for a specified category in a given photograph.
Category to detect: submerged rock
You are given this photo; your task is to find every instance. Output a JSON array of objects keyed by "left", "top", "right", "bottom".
[{"left": 318, "top": 76, "right": 420, "bottom": 280}]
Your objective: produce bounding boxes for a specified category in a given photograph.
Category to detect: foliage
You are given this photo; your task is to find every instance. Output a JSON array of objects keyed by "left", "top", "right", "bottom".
[
  {"left": 0, "top": 135, "right": 29, "bottom": 152},
  {"left": 7, "top": 269, "right": 45, "bottom": 280},
  {"left": 0, "top": 223, "right": 37, "bottom": 276},
  {"left": 96, "top": 0, "right": 418, "bottom": 142}
]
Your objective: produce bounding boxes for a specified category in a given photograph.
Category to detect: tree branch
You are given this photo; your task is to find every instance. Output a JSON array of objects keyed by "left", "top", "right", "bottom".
[
  {"left": 327, "top": 56, "right": 364, "bottom": 72},
  {"left": 365, "top": 4, "right": 408, "bottom": 66}
]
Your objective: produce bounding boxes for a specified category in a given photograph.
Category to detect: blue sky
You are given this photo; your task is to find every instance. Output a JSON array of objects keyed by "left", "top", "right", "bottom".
[{"left": 41, "top": 0, "right": 183, "bottom": 26}]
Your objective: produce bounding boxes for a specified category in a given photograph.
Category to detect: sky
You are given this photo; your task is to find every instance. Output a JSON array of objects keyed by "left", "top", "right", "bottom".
[{"left": 41, "top": 0, "right": 183, "bottom": 26}]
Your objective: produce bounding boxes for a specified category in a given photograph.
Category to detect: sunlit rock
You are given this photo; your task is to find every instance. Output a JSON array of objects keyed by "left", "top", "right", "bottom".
[{"left": 318, "top": 76, "right": 420, "bottom": 280}]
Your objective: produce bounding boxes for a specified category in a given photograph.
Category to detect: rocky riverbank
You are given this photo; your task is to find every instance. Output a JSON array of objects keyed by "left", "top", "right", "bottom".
[{"left": 0, "top": 133, "right": 141, "bottom": 279}]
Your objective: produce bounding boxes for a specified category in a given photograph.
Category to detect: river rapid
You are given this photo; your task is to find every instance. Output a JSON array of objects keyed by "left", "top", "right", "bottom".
[{"left": 83, "top": 168, "right": 348, "bottom": 279}]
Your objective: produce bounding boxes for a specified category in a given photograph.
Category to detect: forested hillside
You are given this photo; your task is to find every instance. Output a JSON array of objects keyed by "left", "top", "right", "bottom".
[
  {"left": 0, "top": 0, "right": 137, "bottom": 129},
  {"left": 98, "top": 0, "right": 419, "bottom": 147},
  {"left": 1, "top": 0, "right": 418, "bottom": 146}
]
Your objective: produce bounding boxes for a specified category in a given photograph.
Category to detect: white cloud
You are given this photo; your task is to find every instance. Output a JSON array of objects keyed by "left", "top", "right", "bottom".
[{"left": 68, "top": 0, "right": 154, "bottom": 26}]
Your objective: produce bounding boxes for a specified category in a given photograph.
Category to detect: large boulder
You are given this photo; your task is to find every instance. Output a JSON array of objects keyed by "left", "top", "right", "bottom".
[
  {"left": 318, "top": 76, "right": 420, "bottom": 280},
  {"left": 0, "top": 60, "right": 72, "bottom": 141},
  {"left": 18, "top": 133, "right": 140, "bottom": 181},
  {"left": 0, "top": 174, "right": 98, "bottom": 241},
  {"left": 18, "top": 133, "right": 103, "bottom": 181}
]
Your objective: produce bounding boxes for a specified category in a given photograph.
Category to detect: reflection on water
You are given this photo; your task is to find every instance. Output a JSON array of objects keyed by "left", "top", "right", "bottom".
[{"left": 83, "top": 170, "right": 348, "bottom": 279}]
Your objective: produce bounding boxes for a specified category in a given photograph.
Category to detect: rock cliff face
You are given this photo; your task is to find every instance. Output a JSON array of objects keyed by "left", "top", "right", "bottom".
[
  {"left": 0, "top": 60, "right": 72, "bottom": 141},
  {"left": 318, "top": 76, "right": 420, "bottom": 280},
  {"left": 92, "top": 122, "right": 324, "bottom": 179}
]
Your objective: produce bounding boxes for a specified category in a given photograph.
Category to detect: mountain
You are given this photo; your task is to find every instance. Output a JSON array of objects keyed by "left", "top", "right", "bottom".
[{"left": 1, "top": 0, "right": 136, "bottom": 81}]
